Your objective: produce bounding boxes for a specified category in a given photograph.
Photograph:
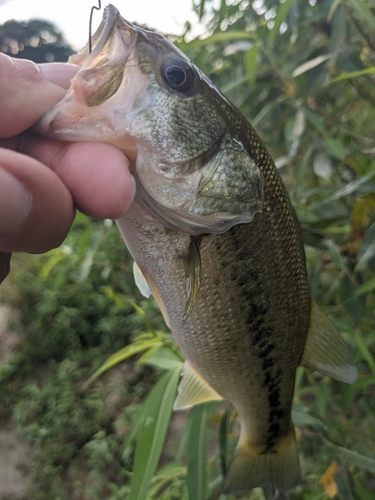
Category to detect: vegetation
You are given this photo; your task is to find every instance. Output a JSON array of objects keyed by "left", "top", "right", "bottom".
[
  {"left": 0, "top": 18, "right": 73, "bottom": 62},
  {"left": 0, "top": 0, "right": 375, "bottom": 499}
]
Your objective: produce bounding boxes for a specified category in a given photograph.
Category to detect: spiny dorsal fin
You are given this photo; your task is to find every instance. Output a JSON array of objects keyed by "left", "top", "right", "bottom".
[
  {"left": 300, "top": 300, "right": 357, "bottom": 384},
  {"left": 133, "top": 261, "right": 151, "bottom": 298},
  {"left": 174, "top": 361, "right": 223, "bottom": 410}
]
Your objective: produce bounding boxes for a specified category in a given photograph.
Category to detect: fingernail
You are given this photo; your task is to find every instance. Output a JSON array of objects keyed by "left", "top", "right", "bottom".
[
  {"left": 0, "top": 169, "right": 32, "bottom": 234},
  {"left": 39, "top": 63, "right": 80, "bottom": 89}
]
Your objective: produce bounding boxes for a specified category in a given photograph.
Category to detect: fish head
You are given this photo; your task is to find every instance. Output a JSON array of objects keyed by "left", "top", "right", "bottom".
[{"left": 36, "top": 4, "right": 263, "bottom": 234}]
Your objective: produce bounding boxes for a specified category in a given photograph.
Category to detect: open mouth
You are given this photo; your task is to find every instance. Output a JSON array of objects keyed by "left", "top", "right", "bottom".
[{"left": 69, "top": 4, "right": 121, "bottom": 68}]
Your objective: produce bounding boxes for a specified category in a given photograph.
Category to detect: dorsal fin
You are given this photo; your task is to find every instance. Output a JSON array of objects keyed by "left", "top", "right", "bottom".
[
  {"left": 174, "top": 361, "right": 223, "bottom": 410},
  {"left": 300, "top": 300, "right": 357, "bottom": 384}
]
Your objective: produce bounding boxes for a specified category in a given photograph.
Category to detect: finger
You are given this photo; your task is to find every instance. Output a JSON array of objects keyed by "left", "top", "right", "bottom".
[
  {"left": 0, "top": 148, "right": 74, "bottom": 253},
  {"left": 19, "top": 134, "right": 136, "bottom": 219},
  {"left": 0, "top": 53, "right": 66, "bottom": 138},
  {"left": 38, "top": 63, "right": 80, "bottom": 90}
]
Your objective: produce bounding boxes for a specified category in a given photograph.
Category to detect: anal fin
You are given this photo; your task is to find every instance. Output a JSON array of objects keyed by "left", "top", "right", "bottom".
[
  {"left": 300, "top": 300, "right": 357, "bottom": 384},
  {"left": 174, "top": 361, "right": 223, "bottom": 410}
]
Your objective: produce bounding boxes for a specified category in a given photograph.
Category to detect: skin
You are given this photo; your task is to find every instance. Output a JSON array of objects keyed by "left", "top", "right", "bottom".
[{"left": 0, "top": 53, "right": 135, "bottom": 256}]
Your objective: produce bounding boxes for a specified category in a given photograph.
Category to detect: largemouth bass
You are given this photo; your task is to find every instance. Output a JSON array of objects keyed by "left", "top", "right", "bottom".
[{"left": 35, "top": 5, "right": 357, "bottom": 494}]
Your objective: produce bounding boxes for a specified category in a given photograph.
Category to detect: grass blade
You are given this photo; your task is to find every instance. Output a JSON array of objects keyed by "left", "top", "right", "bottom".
[
  {"left": 320, "top": 434, "right": 375, "bottom": 472},
  {"left": 354, "top": 276, "right": 375, "bottom": 297},
  {"left": 268, "top": 0, "right": 295, "bottom": 46},
  {"left": 354, "top": 330, "right": 375, "bottom": 377},
  {"left": 329, "top": 67, "right": 375, "bottom": 83},
  {"left": 186, "top": 402, "right": 217, "bottom": 500},
  {"left": 129, "top": 366, "right": 181, "bottom": 500},
  {"left": 82, "top": 339, "right": 163, "bottom": 388},
  {"left": 346, "top": 0, "right": 375, "bottom": 31}
]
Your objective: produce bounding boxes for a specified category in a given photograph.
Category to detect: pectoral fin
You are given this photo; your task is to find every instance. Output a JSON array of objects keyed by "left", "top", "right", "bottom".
[
  {"left": 133, "top": 261, "right": 151, "bottom": 298},
  {"left": 174, "top": 361, "right": 223, "bottom": 410},
  {"left": 300, "top": 300, "right": 357, "bottom": 384},
  {"left": 184, "top": 236, "right": 202, "bottom": 318},
  {"left": 133, "top": 263, "right": 170, "bottom": 328}
]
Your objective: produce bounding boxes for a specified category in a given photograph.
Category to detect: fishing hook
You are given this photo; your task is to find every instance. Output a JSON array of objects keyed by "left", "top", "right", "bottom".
[{"left": 88, "top": 0, "right": 102, "bottom": 54}]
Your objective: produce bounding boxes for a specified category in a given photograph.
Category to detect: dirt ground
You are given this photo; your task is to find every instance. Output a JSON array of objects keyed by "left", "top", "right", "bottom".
[{"left": 0, "top": 305, "right": 32, "bottom": 499}]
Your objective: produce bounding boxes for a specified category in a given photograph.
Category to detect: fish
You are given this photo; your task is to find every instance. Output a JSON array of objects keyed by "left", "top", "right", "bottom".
[{"left": 35, "top": 4, "right": 357, "bottom": 494}]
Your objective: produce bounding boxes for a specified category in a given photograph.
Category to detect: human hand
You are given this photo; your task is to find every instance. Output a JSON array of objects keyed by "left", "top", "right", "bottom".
[{"left": 0, "top": 53, "right": 135, "bottom": 283}]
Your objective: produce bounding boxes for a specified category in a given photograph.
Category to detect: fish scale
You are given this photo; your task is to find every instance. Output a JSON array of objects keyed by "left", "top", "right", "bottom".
[{"left": 34, "top": 4, "right": 357, "bottom": 493}]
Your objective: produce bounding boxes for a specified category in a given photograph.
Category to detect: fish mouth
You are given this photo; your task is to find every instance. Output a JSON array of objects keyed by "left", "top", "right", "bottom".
[
  {"left": 87, "top": 4, "right": 119, "bottom": 60},
  {"left": 34, "top": 4, "right": 139, "bottom": 154},
  {"left": 70, "top": 4, "right": 135, "bottom": 68}
]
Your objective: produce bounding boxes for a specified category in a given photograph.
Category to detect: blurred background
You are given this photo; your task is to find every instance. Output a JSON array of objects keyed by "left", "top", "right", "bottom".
[{"left": 0, "top": 1, "right": 374, "bottom": 499}]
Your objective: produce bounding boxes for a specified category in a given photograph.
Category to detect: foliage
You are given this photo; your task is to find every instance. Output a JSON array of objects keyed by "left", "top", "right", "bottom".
[
  {"left": 0, "top": 19, "right": 73, "bottom": 62},
  {"left": 0, "top": 0, "right": 375, "bottom": 499}
]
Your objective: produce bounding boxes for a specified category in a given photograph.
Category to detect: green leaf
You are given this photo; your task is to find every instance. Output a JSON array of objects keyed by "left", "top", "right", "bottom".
[
  {"left": 83, "top": 339, "right": 164, "bottom": 389},
  {"left": 268, "top": 0, "right": 295, "bottom": 46},
  {"left": 188, "top": 31, "right": 255, "bottom": 48},
  {"left": 320, "top": 434, "right": 375, "bottom": 472},
  {"left": 340, "top": 376, "right": 375, "bottom": 410},
  {"left": 346, "top": 0, "right": 375, "bottom": 31},
  {"left": 244, "top": 45, "right": 259, "bottom": 86},
  {"left": 129, "top": 367, "right": 181, "bottom": 500},
  {"left": 292, "top": 54, "right": 331, "bottom": 78},
  {"left": 330, "top": 3, "right": 347, "bottom": 54},
  {"left": 145, "top": 347, "right": 184, "bottom": 371},
  {"left": 324, "top": 138, "right": 346, "bottom": 160},
  {"left": 292, "top": 404, "right": 328, "bottom": 432},
  {"left": 125, "top": 403, "right": 147, "bottom": 449},
  {"left": 354, "top": 476, "right": 375, "bottom": 500},
  {"left": 301, "top": 107, "right": 327, "bottom": 134},
  {"left": 321, "top": 171, "right": 375, "bottom": 204},
  {"left": 354, "top": 276, "right": 375, "bottom": 297},
  {"left": 146, "top": 462, "right": 186, "bottom": 499},
  {"left": 354, "top": 331, "right": 375, "bottom": 377},
  {"left": 185, "top": 402, "right": 218, "bottom": 500},
  {"left": 329, "top": 67, "right": 375, "bottom": 83}
]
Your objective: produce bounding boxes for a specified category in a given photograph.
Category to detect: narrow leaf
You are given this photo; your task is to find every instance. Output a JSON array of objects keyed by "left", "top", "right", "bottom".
[
  {"left": 244, "top": 45, "right": 259, "bottom": 86},
  {"left": 186, "top": 402, "right": 217, "bottom": 500},
  {"left": 354, "top": 276, "right": 375, "bottom": 297},
  {"left": 83, "top": 339, "right": 163, "bottom": 388},
  {"left": 188, "top": 31, "right": 255, "bottom": 48},
  {"left": 125, "top": 403, "right": 147, "bottom": 449},
  {"left": 145, "top": 347, "right": 184, "bottom": 371},
  {"left": 354, "top": 331, "right": 375, "bottom": 377},
  {"left": 330, "top": 67, "right": 375, "bottom": 83},
  {"left": 322, "top": 171, "right": 375, "bottom": 204},
  {"left": 268, "top": 0, "right": 295, "bottom": 46},
  {"left": 301, "top": 107, "right": 327, "bottom": 134},
  {"left": 346, "top": 0, "right": 375, "bottom": 31},
  {"left": 129, "top": 367, "right": 181, "bottom": 500},
  {"left": 292, "top": 54, "right": 331, "bottom": 77},
  {"left": 320, "top": 435, "right": 375, "bottom": 472}
]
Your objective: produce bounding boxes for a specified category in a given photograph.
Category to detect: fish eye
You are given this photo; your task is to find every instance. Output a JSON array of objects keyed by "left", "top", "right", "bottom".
[{"left": 161, "top": 58, "right": 195, "bottom": 93}]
